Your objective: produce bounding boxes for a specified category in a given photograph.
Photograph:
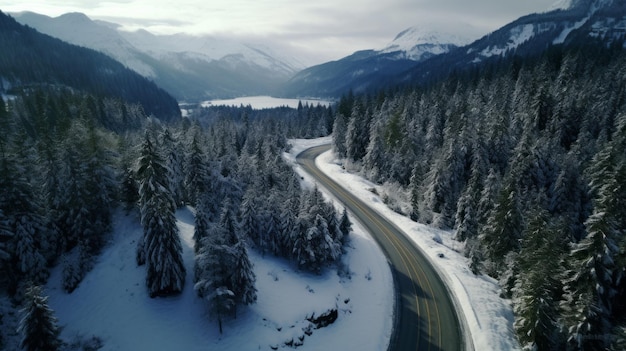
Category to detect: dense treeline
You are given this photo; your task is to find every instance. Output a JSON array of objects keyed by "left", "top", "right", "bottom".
[
  {"left": 0, "top": 11, "right": 181, "bottom": 122},
  {"left": 0, "top": 86, "right": 346, "bottom": 346},
  {"left": 332, "top": 43, "right": 626, "bottom": 350}
]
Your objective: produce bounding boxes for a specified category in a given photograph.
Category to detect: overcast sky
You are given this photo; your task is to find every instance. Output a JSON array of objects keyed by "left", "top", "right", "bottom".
[{"left": 1, "top": 0, "right": 569, "bottom": 65}]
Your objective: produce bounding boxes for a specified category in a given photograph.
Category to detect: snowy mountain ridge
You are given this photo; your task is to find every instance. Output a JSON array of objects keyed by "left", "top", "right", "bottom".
[
  {"left": 11, "top": 11, "right": 305, "bottom": 101},
  {"left": 281, "top": 25, "right": 469, "bottom": 97},
  {"left": 468, "top": 0, "right": 623, "bottom": 60},
  {"left": 379, "top": 25, "right": 472, "bottom": 61}
]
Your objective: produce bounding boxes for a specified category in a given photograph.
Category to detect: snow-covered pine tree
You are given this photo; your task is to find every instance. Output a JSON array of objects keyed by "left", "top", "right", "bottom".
[
  {"left": 218, "top": 199, "right": 239, "bottom": 247},
  {"left": 560, "top": 136, "right": 626, "bottom": 350},
  {"left": 194, "top": 235, "right": 236, "bottom": 334},
  {"left": 239, "top": 188, "right": 261, "bottom": 246},
  {"left": 137, "top": 132, "right": 186, "bottom": 297},
  {"left": 409, "top": 163, "right": 424, "bottom": 222},
  {"left": 18, "top": 285, "right": 62, "bottom": 351},
  {"left": 230, "top": 241, "right": 257, "bottom": 306},
  {"left": 363, "top": 120, "right": 386, "bottom": 183},
  {"left": 339, "top": 208, "right": 352, "bottom": 244},
  {"left": 193, "top": 196, "right": 212, "bottom": 253},
  {"left": 454, "top": 171, "right": 482, "bottom": 242},
  {"left": 560, "top": 210, "right": 618, "bottom": 350},
  {"left": 478, "top": 179, "right": 523, "bottom": 277},
  {"left": 184, "top": 133, "right": 209, "bottom": 206},
  {"left": 332, "top": 113, "right": 348, "bottom": 158},
  {"left": 513, "top": 207, "right": 564, "bottom": 350},
  {"left": 161, "top": 128, "right": 185, "bottom": 207},
  {"left": 277, "top": 193, "right": 298, "bottom": 257},
  {"left": 549, "top": 156, "right": 590, "bottom": 241}
]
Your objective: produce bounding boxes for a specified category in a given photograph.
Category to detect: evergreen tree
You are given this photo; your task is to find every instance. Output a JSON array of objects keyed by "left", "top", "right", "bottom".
[
  {"left": 332, "top": 113, "right": 348, "bottom": 158},
  {"left": 230, "top": 241, "right": 257, "bottom": 306},
  {"left": 193, "top": 196, "right": 212, "bottom": 253},
  {"left": 18, "top": 285, "right": 62, "bottom": 351},
  {"left": 184, "top": 134, "right": 209, "bottom": 206},
  {"left": 194, "top": 235, "right": 235, "bottom": 334},
  {"left": 363, "top": 121, "right": 386, "bottom": 183},
  {"left": 162, "top": 129, "right": 185, "bottom": 207},
  {"left": 513, "top": 207, "right": 564, "bottom": 350},
  {"left": 561, "top": 210, "right": 619, "bottom": 350},
  {"left": 479, "top": 180, "right": 523, "bottom": 277},
  {"left": 137, "top": 132, "right": 186, "bottom": 297},
  {"left": 239, "top": 188, "right": 261, "bottom": 246},
  {"left": 339, "top": 208, "right": 352, "bottom": 244}
]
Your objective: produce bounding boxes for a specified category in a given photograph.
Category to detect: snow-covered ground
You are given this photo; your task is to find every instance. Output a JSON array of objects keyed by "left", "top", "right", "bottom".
[
  {"left": 42, "top": 149, "right": 393, "bottom": 350},
  {"left": 285, "top": 137, "right": 520, "bottom": 351}
]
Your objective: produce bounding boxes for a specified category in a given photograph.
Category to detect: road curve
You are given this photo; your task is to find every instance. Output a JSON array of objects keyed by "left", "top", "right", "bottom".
[{"left": 297, "top": 144, "right": 464, "bottom": 351}]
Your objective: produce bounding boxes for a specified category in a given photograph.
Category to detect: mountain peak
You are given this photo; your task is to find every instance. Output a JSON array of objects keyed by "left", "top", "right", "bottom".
[
  {"left": 379, "top": 25, "right": 473, "bottom": 61},
  {"left": 389, "top": 26, "right": 471, "bottom": 47},
  {"left": 57, "top": 12, "right": 90, "bottom": 21}
]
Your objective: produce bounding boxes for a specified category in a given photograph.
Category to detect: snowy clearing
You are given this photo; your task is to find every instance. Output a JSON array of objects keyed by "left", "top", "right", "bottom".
[
  {"left": 285, "top": 137, "right": 521, "bottom": 351},
  {"left": 44, "top": 165, "right": 393, "bottom": 350}
]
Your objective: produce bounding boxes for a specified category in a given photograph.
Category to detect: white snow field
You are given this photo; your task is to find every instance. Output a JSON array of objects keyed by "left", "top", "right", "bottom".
[{"left": 285, "top": 137, "right": 521, "bottom": 351}]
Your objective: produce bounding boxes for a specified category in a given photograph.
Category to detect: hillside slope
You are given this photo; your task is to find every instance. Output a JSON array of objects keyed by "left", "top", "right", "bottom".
[{"left": 0, "top": 11, "right": 180, "bottom": 121}]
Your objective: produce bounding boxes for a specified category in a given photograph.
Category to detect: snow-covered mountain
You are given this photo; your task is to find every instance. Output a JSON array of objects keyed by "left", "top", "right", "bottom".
[
  {"left": 281, "top": 26, "right": 469, "bottom": 98},
  {"left": 11, "top": 12, "right": 157, "bottom": 77},
  {"left": 11, "top": 11, "right": 305, "bottom": 101},
  {"left": 284, "top": 0, "right": 626, "bottom": 98},
  {"left": 471, "top": 0, "right": 623, "bottom": 60},
  {"left": 379, "top": 26, "right": 471, "bottom": 61}
]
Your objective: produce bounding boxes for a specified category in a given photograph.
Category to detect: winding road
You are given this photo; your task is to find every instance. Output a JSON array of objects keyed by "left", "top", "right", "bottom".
[{"left": 297, "top": 144, "right": 464, "bottom": 351}]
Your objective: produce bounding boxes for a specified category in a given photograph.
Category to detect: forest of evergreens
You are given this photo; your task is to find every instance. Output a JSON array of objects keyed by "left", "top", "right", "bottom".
[
  {"left": 0, "top": 87, "right": 348, "bottom": 347},
  {"left": 332, "top": 43, "right": 626, "bottom": 350}
]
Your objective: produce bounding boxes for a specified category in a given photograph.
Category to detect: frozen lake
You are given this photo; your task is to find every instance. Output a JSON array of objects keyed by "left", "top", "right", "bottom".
[{"left": 201, "top": 96, "right": 333, "bottom": 109}]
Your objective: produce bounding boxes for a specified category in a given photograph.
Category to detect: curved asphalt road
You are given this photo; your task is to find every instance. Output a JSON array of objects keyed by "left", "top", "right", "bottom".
[{"left": 297, "top": 144, "right": 464, "bottom": 351}]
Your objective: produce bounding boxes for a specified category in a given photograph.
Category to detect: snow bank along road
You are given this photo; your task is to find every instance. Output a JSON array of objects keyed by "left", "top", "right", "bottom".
[{"left": 297, "top": 144, "right": 464, "bottom": 351}]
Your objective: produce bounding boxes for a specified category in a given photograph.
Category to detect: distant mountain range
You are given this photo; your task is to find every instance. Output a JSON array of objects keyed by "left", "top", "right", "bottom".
[
  {"left": 0, "top": 11, "right": 180, "bottom": 122},
  {"left": 12, "top": 11, "right": 305, "bottom": 102},
  {"left": 279, "top": 26, "right": 472, "bottom": 98},
  {"left": 401, "top": 0, "right": 626, "bottom": 85},
  {"left": 9, "top": 0, "right": 625, "bottom": 102},
  {"left": 283, "top": 0, "right": 626, "bottom": 97}
]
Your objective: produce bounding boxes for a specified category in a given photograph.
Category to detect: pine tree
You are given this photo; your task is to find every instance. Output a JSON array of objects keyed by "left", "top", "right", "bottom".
[
  {"left": 18, "top": 285, "right": 62, "bottom": 351},
  {"left": 513, "top": 207, "right": 564, "bottom": 350},
  {"left": 479, "top": 180, "right": 523, "bottom": 277},
  {"left": 332, "top": 113, "right": 348, "bottom": 158},
  {"left": 162, "top": 129, "right": 185, "bottom": 207},
  {"left": 184, "top": 134, "right": 209, "bottom": 206},
  {"left": 194, "top": 235, "right": 236, "bottom": 334},
  {"left": 339, "top": 208, "right": 352, "bottom": 244},
  {"left": 561, "top": 211, "right": 618, "bottom": 350},
  {"left": 409, "top": 163, "right": 424, "bottom": 222},
  {"left": 560, "top": 152, "right": 624, "bottom": 350},
  {"left": 193, "top": 196, "right": 212, "bottom": 253},
  {"left": 363, "top": 121, "right": 386, "bottom": 183},
  {"left": 230, "top": 242, "right": 257, "bottom": 306},
  {"left": 137, "top": 132, "right": 186, "bottom": 297}
]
